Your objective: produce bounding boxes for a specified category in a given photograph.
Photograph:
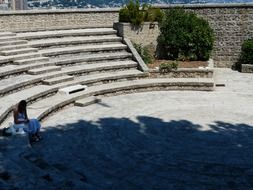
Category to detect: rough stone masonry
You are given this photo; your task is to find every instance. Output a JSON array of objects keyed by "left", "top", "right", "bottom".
[{"left": 0, "top": 4, "right": 253, "bottom": 68}]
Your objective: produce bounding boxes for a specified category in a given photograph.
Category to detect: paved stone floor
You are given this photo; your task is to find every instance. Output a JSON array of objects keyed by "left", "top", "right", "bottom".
[
  {"left": 32, "top": 69, "right": 253, "bottom": 190},
  {"left": 1, "top": 69, "right": 253, "bottom": 190}
]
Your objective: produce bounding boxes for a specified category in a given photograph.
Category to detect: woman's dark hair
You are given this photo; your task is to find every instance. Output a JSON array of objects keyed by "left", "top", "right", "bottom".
[{"left": 18, "top": 100, "right": 27, "bottom": 113}]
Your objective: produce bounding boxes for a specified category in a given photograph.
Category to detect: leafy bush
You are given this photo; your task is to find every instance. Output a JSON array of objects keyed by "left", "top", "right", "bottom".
[
  {"left": 119, "top": 0, "right": 163, "bottom": 26},
  {"left": 159, "top": 62, "right": 178, "bottom": 73},
  {"left": 158, "top": 8, "right": 214, "bottom": 61},
  {"left": 238, "top": 39, "right": 253, "bottom": 65},
  {"left": 133, "top": 43, "right": 154, "bottom": 64}
]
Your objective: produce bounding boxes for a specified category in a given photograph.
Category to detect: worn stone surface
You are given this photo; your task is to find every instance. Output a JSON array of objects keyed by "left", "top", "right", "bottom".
[
  {"left": 241, "top": 64, "right": 253, "bottom": 73},
  {"left": 0, "top": 69, "right": 252, "bottom": 189},
  {"left": 31, "top": 69, "right": 252, "bottom": 190}
]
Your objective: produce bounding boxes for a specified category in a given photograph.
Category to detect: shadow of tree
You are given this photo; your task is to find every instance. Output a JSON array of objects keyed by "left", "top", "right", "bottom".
[{"left": 1, "top": 117, "right": 253, "bottom": 190}]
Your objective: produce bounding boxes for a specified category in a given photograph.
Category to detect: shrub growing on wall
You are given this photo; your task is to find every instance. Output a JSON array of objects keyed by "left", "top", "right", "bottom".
[
  {"left": 119, "top": 0, "right": 163, "bottom": 26},
  {"left": 238, "top": 39, "right": 253, "bottom": 65},
  {"left": 158, "top": 8, "right": 214, "bottom": 61},
  {"left": 133, "top": 43, "right": 154, "bottom": 64}
]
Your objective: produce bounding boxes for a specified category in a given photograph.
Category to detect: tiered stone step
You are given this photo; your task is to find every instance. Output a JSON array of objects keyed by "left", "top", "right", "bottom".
[
  {"left": 0, "top": 61, "right": 56, "bottom": 79},
  {"left": 0, "top": 40, "right": 28, "bottom": 47},
  {"left": 29, "top": 36, "right": 122, "bottom": 48},
  {"left": 13, "top": 57, "right": 50, "bottom": 65},
  {"left": 0, "top": 44, "right": 30, "bottom": 51},
  {"left": 0, "top": 36, "right": 19, "bottom": 42},
  {"left": 28, "top": 66, "right": 62, "bottom": 75},
  {"left": 0, "top": 47, "right": 38, "bottom": 56},
  {"left": 0, "top": 32, "right": 16, "bottom": 37},
  {"left": 40, "top": 43, "right": 127, "bottom": 57},
  {"left": 43, "top": 75, "right": 74, "bottom": 85},
  {"left": 0, "top": 61, "right": 140, "bottom": 96},
  {"left": 0, "top": 52, "right": 132, "bottom": 78},
  {"left": 0, "top": 52, "right": 42, "bottom": 64},
  {"left": 54, "top": 52, "right": 132, "bottom": 66},
  {"left": 25, "top": 78, "right": 214, "bottom": 120},
  {"left": 0, "top": 139, "right": 100, "bottom": 190},
  {"left": 0, "top": 70, "right": 147, "bottom": 124},
  {"left": 17, "top": 28, "right": 117, "bottom": 40}
]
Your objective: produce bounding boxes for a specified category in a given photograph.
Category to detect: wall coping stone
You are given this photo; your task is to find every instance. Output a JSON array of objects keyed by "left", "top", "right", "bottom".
[
  {"left": 0, "top": 8, "right": 120, "bottom": 15},
  {"left": 1, "top": 3, "right": 253, "bottom": 15},
  {"left": 156, "top": 3, "right": 253, "bottom": 9}
]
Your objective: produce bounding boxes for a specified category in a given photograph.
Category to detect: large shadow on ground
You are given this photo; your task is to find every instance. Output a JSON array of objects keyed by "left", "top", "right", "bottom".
[{"left": 1, "top": 117, "right": 253, "bottom": 190}]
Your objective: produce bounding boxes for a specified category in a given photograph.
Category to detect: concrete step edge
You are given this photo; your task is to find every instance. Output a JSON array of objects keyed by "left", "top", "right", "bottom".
[
  {"left": 0, "top": 44, "right": 30, "bottom": 51},
  {"left": 28, "top": 66, "right": 61, "bottom": 75},
  {"left": 18, "top": 29, "right": 117, "bottom": 40},
  {"left": 0, "top": 48, "right": 38, "bottom": 56},
  {"left": 42, "top": 75, "right": 74, "bottom": 85},
  {"left": 29, "top": 36, "right": 122, "bottom": 47},
  {"left": 13, "top": 57, "right": 50, "bottom": 65},
  {"left": 40, "top": 44, "right": 127, "bottom": 57}
]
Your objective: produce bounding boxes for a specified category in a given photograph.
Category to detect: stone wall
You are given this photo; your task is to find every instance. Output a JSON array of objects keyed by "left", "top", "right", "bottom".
[
  {"left": 114, "top": 22, "right": 159, "bottom": 47},
  {"left": 0, "top": 4, "right": 253, "bottom": 67},
  {"left": 0, "top": 9, "right": 119, "bottom": 32}
]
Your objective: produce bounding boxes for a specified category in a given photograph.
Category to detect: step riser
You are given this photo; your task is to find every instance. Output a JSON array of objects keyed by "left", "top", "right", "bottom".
[
  {"left": 12, "top": 54, "right": 41, "bottom": 62},
  {"left": 28, "top": 67, "right": 61, "bottom": 75},
  {"left": 0, "top": 45, "right": 30, "bottom": 51},
  {"left": 13, "top": 57, "right": 50, "bottom": 65},
  {"left": 0, "top": 40, "right": 28, "bottom": 46},
  {"left": 0, "top": 37, "right": 18, "bottom": 42},
  {"left": 0, "top": 32, "right": 16, "bottom": 37},
  {"left": 19, "top": 31, "right": 117, "bottom": 40},
  {"left": 1, "top": 49, "right": 38, "bottom": 56},
  {"left": 80, "top": 74, "right": 148, "bottom": 87},
  {"left": 43, "top": 76, "right": 74, "bottom": 85},
  {"left": 31, "top": 38, "right": 122, "bottom": 48},
  {"left": 55, "top": 54, "right": 132, "bottom": 66},
  {"left": 42, "top": 46, "right": 127, "bottom": 57},
  {"left": 67, "top": 65, "right": 138, "bottom": 76}
]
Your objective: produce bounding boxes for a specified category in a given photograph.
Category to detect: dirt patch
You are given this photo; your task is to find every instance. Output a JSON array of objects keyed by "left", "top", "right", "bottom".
[{"left": 148, "top": 60, "right": 208, "bottom": 69}]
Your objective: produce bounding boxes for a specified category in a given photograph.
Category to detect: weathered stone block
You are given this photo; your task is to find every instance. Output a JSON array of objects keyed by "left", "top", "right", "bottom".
[{"left": 241, "top": 64, "right": 253, "bottom": 73}]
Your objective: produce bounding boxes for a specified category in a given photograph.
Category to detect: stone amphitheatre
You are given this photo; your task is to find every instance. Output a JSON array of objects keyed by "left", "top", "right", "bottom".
[{"left": 0, "top": 4, "right": 253, "bottom": 190}]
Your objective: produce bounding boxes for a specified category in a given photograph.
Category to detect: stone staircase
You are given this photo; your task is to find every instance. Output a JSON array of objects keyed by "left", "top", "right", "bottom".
[{"left": 0, "top": 28, "right": 215, "bottom": 189}]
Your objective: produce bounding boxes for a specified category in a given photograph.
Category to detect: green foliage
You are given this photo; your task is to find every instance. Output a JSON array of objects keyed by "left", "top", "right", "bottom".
[
  {"left": 159, "top": 62, "right": 178, "bottom": 73},
  {"left": 133, "top": 43, "right": 154, "bottom": 64},
  {"left": 238, "top": 39, "right": 253, "bottom": 65},
  {"left": 158, "top": 8, "right": 214, "bottom": 61},
  {"left": 119, "top": 0, "right": 163, "bottom": 26}
]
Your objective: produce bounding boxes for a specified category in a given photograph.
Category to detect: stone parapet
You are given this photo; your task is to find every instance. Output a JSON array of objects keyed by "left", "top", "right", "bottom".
[{"left": 0, "top": 9, "right": 119, "bottom": 32}]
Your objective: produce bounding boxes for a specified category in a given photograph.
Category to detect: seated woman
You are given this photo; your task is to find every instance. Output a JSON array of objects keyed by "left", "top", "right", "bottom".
[{"left": 13, "top": 100, "right": 42, "bottom": 143}]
